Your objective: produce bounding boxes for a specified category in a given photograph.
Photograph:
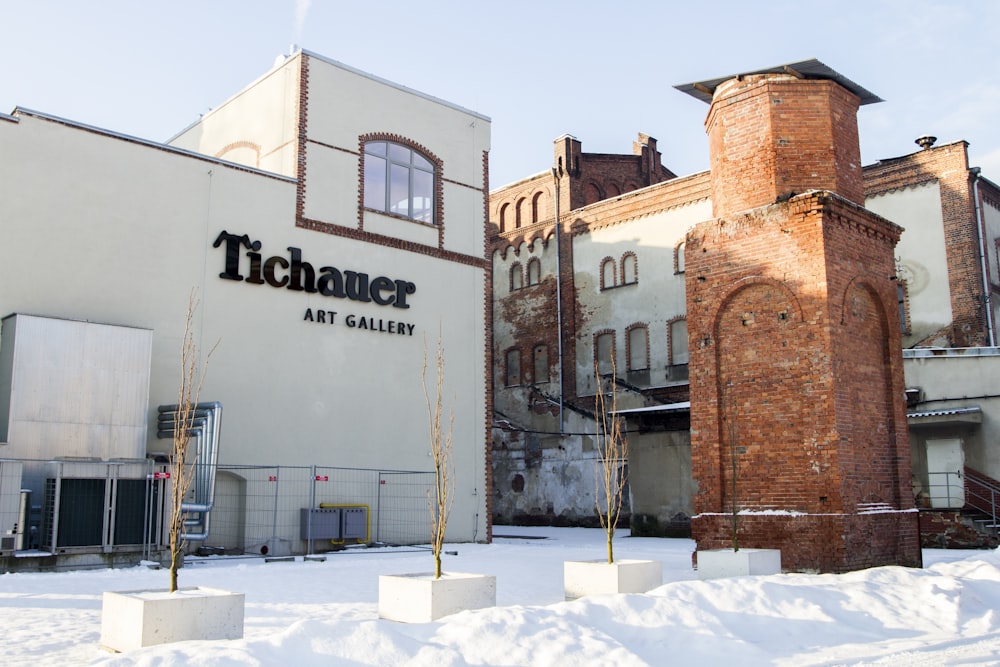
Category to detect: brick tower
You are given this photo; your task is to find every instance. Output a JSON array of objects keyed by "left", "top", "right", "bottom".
[{"left": 678, "top": 61, "right": 921, "bottom": 572}]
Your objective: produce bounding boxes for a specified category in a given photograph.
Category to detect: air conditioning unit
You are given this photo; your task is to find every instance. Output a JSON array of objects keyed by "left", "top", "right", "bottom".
[{"left": 40, "top": 459, "right": 160, "bottom": 552}]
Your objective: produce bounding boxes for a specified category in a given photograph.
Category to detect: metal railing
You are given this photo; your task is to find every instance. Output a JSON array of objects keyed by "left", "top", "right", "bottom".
[
  {"left": 963, "top": 467, "right": 1000, "bottom": 533},
  {"left": 924, "top": 469, "right": 1000, "bottom": 534}
]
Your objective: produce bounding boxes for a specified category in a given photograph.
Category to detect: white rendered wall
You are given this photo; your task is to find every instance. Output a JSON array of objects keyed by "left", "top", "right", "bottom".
[
  {"left": 0, "top": 77, "right": 488, "bottom": 543},
  {"left": 866, "top": 182, "right": 953, "bottom": 345},
  {"left": 572, "top": 199, "right": 711, "bottom": 396}
]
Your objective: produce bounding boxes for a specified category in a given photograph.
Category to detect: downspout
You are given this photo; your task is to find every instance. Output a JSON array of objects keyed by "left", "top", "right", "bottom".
[
  {"left": 972, "top": 168, "right": 996, "bottom": 346},
  {"left": 552, "top": 166, "right": 565, "bottom": 433}
]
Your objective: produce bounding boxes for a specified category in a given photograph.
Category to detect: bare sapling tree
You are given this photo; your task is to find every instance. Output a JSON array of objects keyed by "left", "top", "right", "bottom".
[
  {"left": 168, "top": 290, "right": 217, "bottom": 592},
  {"left": 423, "top": 330, "right": 455, "bottom": 580},
  {"left": 594, "top": 358, "right": 629, "bottom": 564}
]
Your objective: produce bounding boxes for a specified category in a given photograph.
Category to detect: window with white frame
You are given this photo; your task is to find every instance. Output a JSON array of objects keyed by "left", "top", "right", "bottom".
[{"left": 363, "top": 140, "right": 435, "bottom": 223}]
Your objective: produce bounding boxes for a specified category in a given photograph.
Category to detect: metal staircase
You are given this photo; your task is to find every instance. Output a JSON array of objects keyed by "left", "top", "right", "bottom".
[{"left": 963, "top": 466, "right": 1000, "bottom": 535}]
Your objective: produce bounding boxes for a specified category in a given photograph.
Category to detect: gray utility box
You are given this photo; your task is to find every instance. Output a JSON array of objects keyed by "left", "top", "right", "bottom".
[
  {"left": 300, "top": 505, "right": 368, "bottom": 542},
  {"left": 300, "top": 508, "right": 341, "bottom": 540}
]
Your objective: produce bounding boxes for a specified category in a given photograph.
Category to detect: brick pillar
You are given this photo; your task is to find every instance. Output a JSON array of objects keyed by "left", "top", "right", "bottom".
[{"left": 687, "top": 73, "right": 921, "bottom": 573}]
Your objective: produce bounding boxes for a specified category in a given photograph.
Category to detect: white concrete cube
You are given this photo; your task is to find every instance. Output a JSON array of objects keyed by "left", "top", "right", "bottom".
[
  {"left": 100, "top": 587, "right": 244, "bottom": 652},
  {"left": 563, "top": 559, "right": 662, "bottom": 600},
  {"left": 378, "top": 572, "right": 496, "bottom": 623},
  {"left": 696, "top": 548, "right": 782, "bottom": 579}
]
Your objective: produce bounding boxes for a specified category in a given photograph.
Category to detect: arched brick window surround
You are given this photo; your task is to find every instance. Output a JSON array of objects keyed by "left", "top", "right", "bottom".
[
  {"left": 621, "top": 252, "right": 638, "bottom": 285},
  {"left": 358, "top": 133, "right": 444, "bottom": 248},
  {"left": 510, "top": 262, "right": 524, "bottom": 291},
  {"left": 625, "top": 323, "right": 649, "bottom": 371},
  {"left": 600, "top": 257, "right": 617, "bottom": 290}
]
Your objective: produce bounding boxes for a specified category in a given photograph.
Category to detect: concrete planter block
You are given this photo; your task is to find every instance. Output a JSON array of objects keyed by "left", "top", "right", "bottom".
[
  {"left": 378, "top": 572, "right": 496, "bottom": 623},
  {"left": 100, "top": 587, "right": 244, "bottom": 652},
  {"left": 563, "top": 559, "right": 663, "bottom": 600},
  {"left": 697, "top": 548, "right": 782, "bottom": 579}
]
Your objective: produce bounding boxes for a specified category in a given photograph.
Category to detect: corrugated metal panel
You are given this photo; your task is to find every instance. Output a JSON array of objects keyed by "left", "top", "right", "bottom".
[
  {"left": 907, "top": 406, "right": 982, "bottom": 419},
  {"left": 1, "top": 314, "right": 152, "bottom": 462}
]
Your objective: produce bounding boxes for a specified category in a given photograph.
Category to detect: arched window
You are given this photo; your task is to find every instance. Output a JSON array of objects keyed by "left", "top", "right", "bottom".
[
  {"left": 627, "top": 326, "right": 648, "bottom": 371},
  {"left": 675, "top": 241, "right": 686, "bottom": 274},
  {"left": 607, "top": 183, "right": 622, "bottom": 197},
  {"left": 531, "top": 192, "right": 544, "bottom": 224},
  {"left": 515, "top": 197, "right": 526, "bottom": 229},
  {"left": 510, "top": 263, "right": 524, "bottom": 291},
  {"left": 363, "top": 140, "right": 435, "bottom": 223},
  {"left": 499, "top": 203, "right": 509, "bottom": 233},
  {"left": 601, "top": 258, "right": 616, "bottom": 290},
  {"left": 584, "top": 183, "right": 602, "bottom": 206},
  {"left": 668, "top": 318, "right": 689, "bottom": 382},
  {"left": 627, "top": 324, "right": 650, "bottom": 386},
  {"left": 595, "top": 331, "right": 615, "bottom": 376},
  {"left": 621, "top": 253, "right": 637, "bottom": 285},
  {"left": 505, "top": 348, "right": 522, "bottom": 386},
  {"left": 532, "top": 344, "right": 549, "bottom": 384},
  {"left": 526, "top": 258, "right": 541, "bottom": 286}
]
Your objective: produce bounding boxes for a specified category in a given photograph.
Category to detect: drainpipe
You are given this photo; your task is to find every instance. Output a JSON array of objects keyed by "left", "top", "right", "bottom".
[
  {"left": 552, "top": 167, "right": 565, "bottom": 433},
  {"left": 972, "top": 168, "right": 996, "bottom": 347}
]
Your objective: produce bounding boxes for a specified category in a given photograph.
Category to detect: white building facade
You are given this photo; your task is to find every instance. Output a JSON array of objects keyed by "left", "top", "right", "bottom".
[{"left": 0, "top": 50, "right": 491, "bottom": 564}]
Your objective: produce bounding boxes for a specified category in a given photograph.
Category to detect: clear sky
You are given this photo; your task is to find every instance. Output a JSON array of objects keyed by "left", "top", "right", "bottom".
[{"left": 2, "top": 0, "right": 998, "bottom": 189}]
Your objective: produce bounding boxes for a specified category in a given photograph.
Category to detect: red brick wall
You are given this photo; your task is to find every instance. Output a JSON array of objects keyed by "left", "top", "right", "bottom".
[
  {"left": 706, "top": 75, "right": 863, "bottom": 218},
  {"left": 686, "top": 191, "right": 921, "bottom": 572}
]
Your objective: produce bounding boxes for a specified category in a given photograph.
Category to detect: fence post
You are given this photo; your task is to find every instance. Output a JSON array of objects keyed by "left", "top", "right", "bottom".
[
  {"left": 270, "top": 466, "right": 281, "bottom": 552},
  {"left": 376, "top": 472, "right": 384, "bottom": 544},
  {"left": 307, "top": 465, "right": 317, "bottom": 554}
]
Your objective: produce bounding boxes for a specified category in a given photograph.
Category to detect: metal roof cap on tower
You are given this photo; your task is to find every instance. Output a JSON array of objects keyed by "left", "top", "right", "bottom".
[{"left": 674, "top": 59, "right": 883, "bottom": 106}]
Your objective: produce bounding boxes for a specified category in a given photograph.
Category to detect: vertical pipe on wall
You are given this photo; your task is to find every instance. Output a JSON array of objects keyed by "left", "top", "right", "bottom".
[{"left": 972, "top": 170, "right": 996, "bottom": 347}]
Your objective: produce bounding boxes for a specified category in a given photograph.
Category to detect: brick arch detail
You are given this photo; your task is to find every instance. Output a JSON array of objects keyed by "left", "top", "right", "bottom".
[
  {"left": 837, "top": 275, "right": 895, "bottom": 327},
  {"left": 215, "top": 140, "right": 262, "bottom": 167},
  {"left": 624, "top": 322, "right": 650, "bottom": 370},
  {"left": 836, "top": 278, "right": 902, "bottom": 509},
  {"left": 710, "top": 280, "right": 804, "bottom": 513},
  {"left": 494, "top": 226, "right": 555, "bottom": 257},
  {"left": 707, "top": 276, "right": 805, "bottom": 337},
  {"left": 599, "top": 256, "right": 617, "bottom": 290},
  {"left": 621, "top": 251, "right": 638, "bottom": 284}
]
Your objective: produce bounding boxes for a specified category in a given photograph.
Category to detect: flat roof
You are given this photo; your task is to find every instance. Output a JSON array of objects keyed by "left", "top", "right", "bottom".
[{"left": 674, "top": 59, "right": 883, "bottom": 106}]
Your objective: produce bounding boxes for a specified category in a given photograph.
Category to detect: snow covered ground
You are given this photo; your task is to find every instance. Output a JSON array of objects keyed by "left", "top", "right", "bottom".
[{"left": 2, "top": 526, "right": 999, "bottom": 666}]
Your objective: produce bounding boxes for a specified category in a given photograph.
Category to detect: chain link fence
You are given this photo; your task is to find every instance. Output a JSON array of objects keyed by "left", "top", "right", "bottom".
[{"left": 0, "top": 457, "right": 435, "bottom": 562}]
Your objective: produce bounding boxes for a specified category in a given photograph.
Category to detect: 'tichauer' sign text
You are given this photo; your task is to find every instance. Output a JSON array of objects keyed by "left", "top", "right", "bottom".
[{"left": 213, "top": 231, "right": 416, "bottom": 308}]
